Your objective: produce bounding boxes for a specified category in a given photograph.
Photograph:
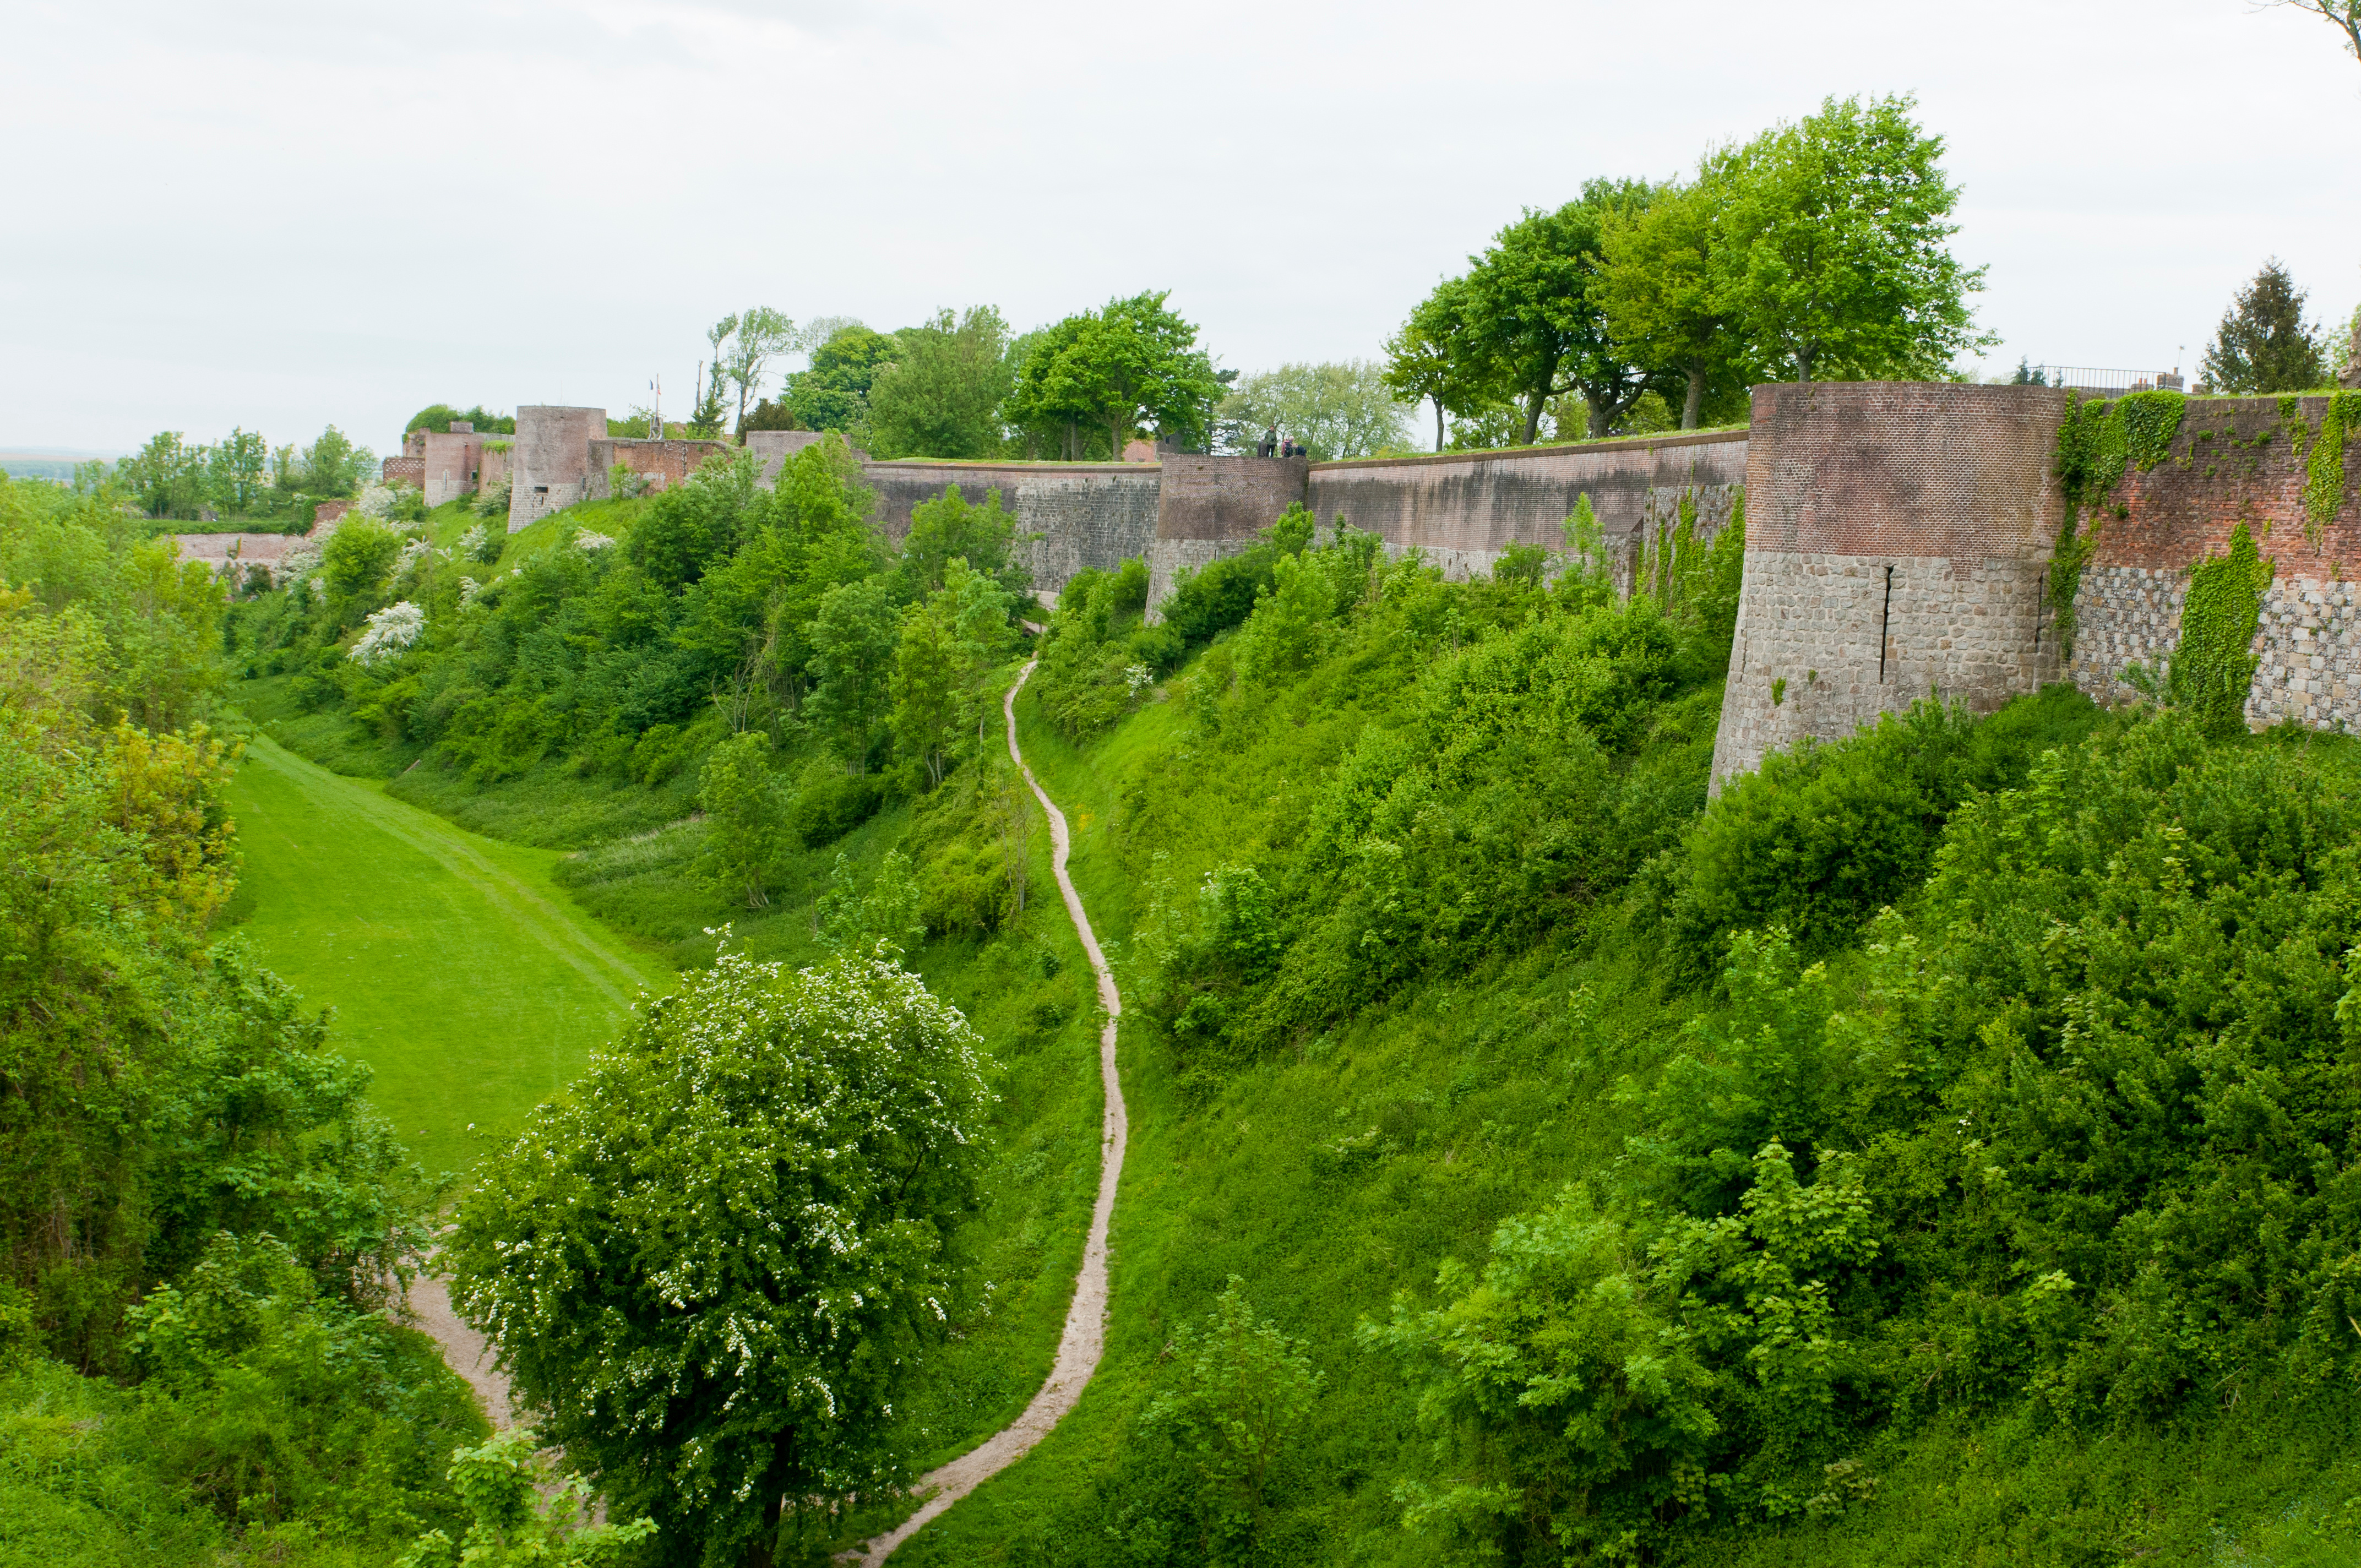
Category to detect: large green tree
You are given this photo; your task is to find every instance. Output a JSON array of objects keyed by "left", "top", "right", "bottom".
[
  {"left": 447, "top": 947, "right": 992, "bottom": 1568},
  {"left": 1217, "top": 361, "right": 1410, "bottom": 460},
  {"left": 804, "top": 576, "right": 900, "bottom": 772},
  {"left": 1381, "top": 279, "right": 1494, "bottom": 452},
  {"left": 720, "top": 307, "right": 796, "bottom": 437},
  {"left": 783, "top": 325, "right": 901, "bottom": 439},
  {"left": 1010, "top": 293, "right": 1224, "bottom": 459},
  {"left": 1453, "top": 181, "right": 1665, "bottom": 444},
  {"left": 2201, "top": 258, "right": 2330, "bottom": 393},
  {"left": 866, "top": 306, "right": 1014, "bottom": 459},
  {"left": 1712, "top": 93, "right": 1987, "bottom": 383},
  {"left": 1597, "top": 154, "right": 1754, "bottom": 429}
]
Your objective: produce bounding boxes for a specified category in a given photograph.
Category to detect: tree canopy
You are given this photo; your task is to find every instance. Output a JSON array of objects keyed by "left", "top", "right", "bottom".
[
  {"left": 866, "top": 306, "right": 1014, "bottom": 460},
  {"left": 1216, "top": 361, "right": 1410, "bottom": 460},
  {"left": 447, "top": 945, "right": 993, "bottom": 1568},
  {"left": 1006, "top": 292, "right": 1223, "bottom": 459},
  {"left": 2201, "top": 258, "right": 2331, "bottom": 393}
]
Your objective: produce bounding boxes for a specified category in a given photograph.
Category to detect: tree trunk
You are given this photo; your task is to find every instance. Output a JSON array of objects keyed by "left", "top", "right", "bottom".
[
  {"left": 1683, "top": 361, "right": 1706, "bottom": 429},
  {"left": 1433, "top": 398, "right": 1445, "bottom": 453},
  {"left": 1586, "top": 393, "right": 1609, "bottom": 439},
  {"left": 1795, "top": 345, "right": 1815, "bottom": 384},
  {"left": 1520, "top": 388, "right": 1546, "bottom": 446}
]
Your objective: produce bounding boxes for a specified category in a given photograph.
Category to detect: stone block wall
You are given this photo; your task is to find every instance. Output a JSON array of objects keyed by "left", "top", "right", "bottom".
[
  {"left": 2064, "top": 394, "right": 2361, "bottom": 731},
  {"left": 1710, "top": 383, "right": 2070, "bottom": 783},
  {"left": 507, "top": 405, "right": 607, "bottom": 532},
  {"left": 1145, "top": 455, "right": 1309, "bottom": 610},
  {"left": 863, "top": 460, "right": 1163, "bottom": 598},
  {"left": 1308, "top": 429, "right": 1748, "bottom": 581},
  {"left": 584, "top": 437, "right": 733, "bottom": 500}
]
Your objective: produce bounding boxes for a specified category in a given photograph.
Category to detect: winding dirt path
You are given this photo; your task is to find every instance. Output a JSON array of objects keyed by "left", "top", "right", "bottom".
[{"left": 850, "top": 660, "right": 1129, "bottom": 1564}]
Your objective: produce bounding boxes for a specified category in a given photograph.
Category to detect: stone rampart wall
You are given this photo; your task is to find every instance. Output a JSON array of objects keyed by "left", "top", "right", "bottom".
[
  {"left": 420, "top": 431, "right": 486, "bottom": 505},
  {"left": 1710, "top": 383, "right": 2070, "bottom": 783},
  {"left": 862, "top": 461, "right": 1163, "bottom": 598},
  {"left": 2062, "top": 394, "right": 2361, "bottom": 732},
  {"left": 382, "top": 455, "right": 426, "bottom": 488},
  {"left": 1144, "top": 455, "right": 1309, "bottom": 610},
  {"left": 1308, "top": 429, "right": 1747, "bottom": 576}
]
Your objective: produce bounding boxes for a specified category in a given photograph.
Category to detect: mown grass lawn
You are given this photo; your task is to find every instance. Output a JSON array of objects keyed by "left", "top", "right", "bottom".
[{"left": 222, "top": 733, "right": 673, "bottom": 1179}]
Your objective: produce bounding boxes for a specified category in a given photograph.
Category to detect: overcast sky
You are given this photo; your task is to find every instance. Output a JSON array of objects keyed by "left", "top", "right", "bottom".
[{"left": 4, "top": 0, "right": 2356, "bottom": 455}]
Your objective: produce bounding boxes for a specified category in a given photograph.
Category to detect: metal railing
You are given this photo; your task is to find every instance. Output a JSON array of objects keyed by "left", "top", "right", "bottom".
[{"left": 2027, "top": 365, "right": 2185, "bottom": 396}]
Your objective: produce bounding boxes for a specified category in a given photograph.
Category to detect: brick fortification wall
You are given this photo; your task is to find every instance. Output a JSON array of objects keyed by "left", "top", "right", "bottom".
[
  {"left": 382, "top": 455, "right": 426, "bottom": 487},
  {"left": 585, "top": 437, "right": 734, "bottom": 499},
  {"left": 2066, "top": 394, "right": 2361, "bottom": 728},
  {"left": 1709, "top": 383, "right": 2070, "bottom": 785},
  {"left": 865, "top": 461, "right": 1164, "bottom": 599},
  {"left": 507, "top": 405, "right": 607, "bottom": 532},
  {"left": 420, "top": 431, "right": 487, "bottom": 505},
  {"left": 1308, "top": 430, "right": 1748, "bottom": 587}
]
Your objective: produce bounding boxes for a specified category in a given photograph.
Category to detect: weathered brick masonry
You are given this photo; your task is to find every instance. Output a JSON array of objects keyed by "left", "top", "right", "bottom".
[
  {"left": 1709, "top": 383, "right": 2069, "bottom": 783},
  {"left": 507, "top": 406, "right": 607, "bottom": 531},
  {"left": 2066, "top": 395, "right": 2361, "bottom": 728},
  {"left": 584, "top": 437, "right": 734, "bottom": 500}
]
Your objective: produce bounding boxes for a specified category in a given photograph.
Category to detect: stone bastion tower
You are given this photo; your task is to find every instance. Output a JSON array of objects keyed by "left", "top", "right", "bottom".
[
  {"left": 1709, "top": 382, "right": 2072, "bottom": 784},
  {"left": 507, "top": 405, "right": 608, "bottom": 532}
]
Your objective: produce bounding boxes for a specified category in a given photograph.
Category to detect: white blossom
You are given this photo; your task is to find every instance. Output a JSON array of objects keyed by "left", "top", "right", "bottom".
[{"left": 349, "top": 600, "right": 425, "bottom": 668}]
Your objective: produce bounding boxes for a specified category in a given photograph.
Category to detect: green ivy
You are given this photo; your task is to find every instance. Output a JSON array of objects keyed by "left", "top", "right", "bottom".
[
  {"left": 2169, "top": 520, "right": 2272, "bottom": 740},
  {"left": 2302, "top": 390, "right": 2361, "bottom": 538},
  {"left": 2053, "top": 390, "right": 2185, "bottom": 516},
  {"left": 2048, "top": 391, "right": 2190, "bottom": 662}
]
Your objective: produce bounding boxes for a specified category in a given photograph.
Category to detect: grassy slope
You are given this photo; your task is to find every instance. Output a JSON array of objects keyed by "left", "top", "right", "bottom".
[
  {"left": 237, "top": 672, "right": 1110, "bottom": 1506},
  {"left": 221, "top": 734, "right": 670, "bottom": 1178}
]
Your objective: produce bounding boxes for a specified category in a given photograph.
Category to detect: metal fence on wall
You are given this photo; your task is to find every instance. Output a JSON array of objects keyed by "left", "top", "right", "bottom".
[{"left": 2028, "top": 366, "right": 2185, "bottom": 397}]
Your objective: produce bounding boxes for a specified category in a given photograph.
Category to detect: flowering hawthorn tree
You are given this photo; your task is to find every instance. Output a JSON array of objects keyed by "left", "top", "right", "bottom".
[{"left": 446, "top": 944, "right": 993, "bottom": 1568}]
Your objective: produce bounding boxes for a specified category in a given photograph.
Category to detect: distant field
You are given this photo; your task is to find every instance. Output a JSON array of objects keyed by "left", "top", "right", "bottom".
[
  {"left": 0, "top": 455, "right": 94, "bottom": 481},
  {"left": 222, "top": 734, "right": 673, "bottom": 1178}
]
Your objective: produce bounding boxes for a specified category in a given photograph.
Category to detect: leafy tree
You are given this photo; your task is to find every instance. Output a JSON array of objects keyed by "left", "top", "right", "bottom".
[
  {"left": 1216, "top": 361, "right": 1410, "bottom": 460},
  {"left": 891, "top": 558, "right": 1015, "bottom": 788},
  {"left": 1598, "top": 156, "right": 1754, "bottom": 428},
  {"left": 719, "top": 306, "right": 796, "bottom": 437},
  {"left": 400, "top": 404, "right": 514, "bottom": 435},
  {"left": 1135, "top": 1279, "right": 1321, "bottom": 1562},
  {"left": 896, "top": 484, "right": 1029, "bottom": 600},
  {"left": 1004, "top": 318, "right": 1096, "bottom": 459},
  {"left": 1713, "top": 93, "right": 1988, "bottom": 382},
  {"left": 1381, "top": 279, "right": 1493, "bottom": 451},
  {"left": 447, "top": 945, "right": 993, "bottom": 1568},
  {"left": 1448, "top": 182, "right": 1668, "bottom": 444},
  {"left": 867, "top": 306, "right": 1014, "bottom": 459},
  {"left": 208, "top": 428, "right": 269, "bottom": 513},
  {"left": 805, "top": 577, "right": 899, "bottom": 772},
  {"left": 1015, "top": 293, "right": 1225, "bottom": 458},
  {"left": 399, "top": 1427, "right": 653, "bottom": 1567},
  {"left": 298, "top": 426, "right": 372, "bottom": 497},
  {"left": 320, "top": 516, "right": 401, "bottom": 629},
  {"left": 696, "top": 729, "right": 786, "bottom": 907},
  {"left": 2201, "top": 258, "right": 2330, "bottom": 393},
  {"left": 119, "top": 432, "right": 209, "bottom": 519},
  {"left": 785, "top": 325, "right": 901, "bottom": 438}
]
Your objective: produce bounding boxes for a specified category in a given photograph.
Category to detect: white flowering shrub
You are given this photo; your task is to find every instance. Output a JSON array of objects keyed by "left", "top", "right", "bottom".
[
  {"left": 348, "top": 600, "right": 425, "bottom": 668},
  {"left": 446, "top": 943, "right": 993, "bottom": 1559},
  {"left": 458, "top": 575, "right": 482, "bottom": 608},
  {"left": 351, "top": 481, "right": 398, "bottom": 520},
  {"left": 573, "top": 530, "right": 616, "bottom": 551},
  {"left": 275, "top": 540, "right": 323, "bottom": 584}
]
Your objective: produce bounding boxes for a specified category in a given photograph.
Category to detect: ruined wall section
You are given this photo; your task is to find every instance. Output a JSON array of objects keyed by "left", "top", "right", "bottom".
[
  {"left": 507, "top": 405, "right": 606, "bottom": 531},
  {"left": 2064, "top": 394, "right": 2361, "bottom": 729},
  {"left": 585, "top": 437, "right": 733, "bottom": 499},
  {"left": 420, "top": 430, "right": 487, "bottom": 505},
  {"left": 1710, "top": 383, "right": 2071, "bottom": 784}
]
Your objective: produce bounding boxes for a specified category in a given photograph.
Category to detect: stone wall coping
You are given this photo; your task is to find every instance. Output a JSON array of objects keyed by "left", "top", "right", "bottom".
[
  {"left": 862, "top": 459, "right": 1158, "bottom": 474},
  {"left": 1309, "top": 426, "right": 1748, "bottom": 474}
]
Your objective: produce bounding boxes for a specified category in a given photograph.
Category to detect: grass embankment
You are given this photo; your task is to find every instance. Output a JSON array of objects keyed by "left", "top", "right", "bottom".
[{"left": 221, "top": 734, "right": 671, "bottom": 1178}]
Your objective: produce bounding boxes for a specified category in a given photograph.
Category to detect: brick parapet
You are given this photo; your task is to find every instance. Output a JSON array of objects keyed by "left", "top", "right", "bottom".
[
  {"left": 1711, "top": 384, "right": 2068, "bottom": 783},
  {"left": 585, "top": 437, "right": 733, "bottom": 499},
  {"left": 382, "top": 455, "right": 426, "bottom": 487}
]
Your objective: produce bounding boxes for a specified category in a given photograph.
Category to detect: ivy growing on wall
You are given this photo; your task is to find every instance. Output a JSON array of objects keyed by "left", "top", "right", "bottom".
[
  {"left": 2169, "top": 521, "right": 2272, "bottom": 740},
  {"left": 2303, "top": 389, "right": 2361, "bottom": 538},
  {"left": 2048, "top": 390, "right": 2188, "bottom": 659}
]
